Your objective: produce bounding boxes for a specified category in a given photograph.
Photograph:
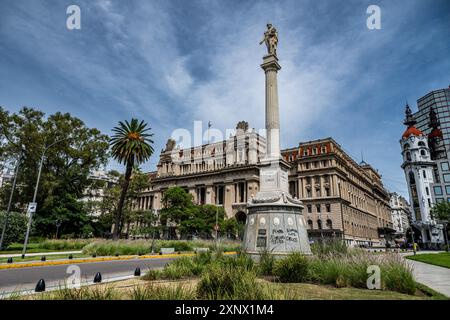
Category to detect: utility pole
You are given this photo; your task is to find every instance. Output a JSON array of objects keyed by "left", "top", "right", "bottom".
[
  {"left": 22, "top": 138, "right": 72, "bottom": 257},
  {"left": 0, "top": 152, "right": 22, "bottom": 250}
]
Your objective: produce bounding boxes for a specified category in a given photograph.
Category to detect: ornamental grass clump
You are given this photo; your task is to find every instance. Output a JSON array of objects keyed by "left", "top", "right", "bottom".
[
  {"left": 380, "top": 254, "right": 416, "bottom": 295},
  {"left": 39, "top": 239, "right": 93, "bottom": 251},
  {"left": 37, "top": 285, "right": 120, "bottom": 300},
  {"left": 310, "top": 239, "right": 348, "bottom": 257},
  {"left": 130, "top": 283, "right": 196, "bottom": 300},
  {"left": 273, "top": 253, "right": 310, "bottom": 283},
  {"left": 82, "top": 240, "right": 152, "bottom": 256},
  {"left": 258, "top": 249, "right": 276, "bottom": 276},
  {"left": 197, "top": 263, "right": 264, "bottom": 300}
]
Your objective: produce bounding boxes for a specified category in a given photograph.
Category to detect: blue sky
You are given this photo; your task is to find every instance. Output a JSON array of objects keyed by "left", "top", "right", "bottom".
[{"left": 0, "top": 0, "right": 449, "bottom": 198}]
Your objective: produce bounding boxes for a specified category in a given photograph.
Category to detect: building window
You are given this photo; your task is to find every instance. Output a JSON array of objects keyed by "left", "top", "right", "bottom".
[
  {"left": 434, "top": 186, "right": 443, "bottom": 195},
  {"left": 444, "top": 174, "right": 450, "bottom": 183},
  {"left": 426, "top": 187, "right": 430, "bottom": 195},
  {"left": 406, "top": 152, "right": 411, "bottom": 161},
  {"left": 325, "top": 188, "right": 330, "bottom": 197},
  {"left": 423, "top": 170, "right": 427, "bottom": 179},
  {"left": 326, "top": 204, "right": 331, "bottom": 212},
  {"left": 316, "top": 188, "right": 321, "bottom": 197},
  {"left": 421, "top": 150, "right": 426, "bottom": 156},
  {"left": 317, "top": 219, "right": 322, "bottom": 230},
  {"left": 305, "top": 162, "right": 310, "bottom": 169},
  {"left": 441, "top": 162, "right": 450, "bottom": 171},
  {"left": 316, "top": 204, "right": 321, "bottom": 213},
  {"left": 306, "top": 189, "right": 312, "bottom": 198},
  {"left": 445, "top": 185, "right": 450, "bottom": 195},
  {"left": 307, "top": 205, "right": 312, "bottom": 213},
  {"left": 326, "top": 219, "right": 333, "bottom": 229},
  {"left": 307, "top": 219, "right": 313, "bottom": 230}
]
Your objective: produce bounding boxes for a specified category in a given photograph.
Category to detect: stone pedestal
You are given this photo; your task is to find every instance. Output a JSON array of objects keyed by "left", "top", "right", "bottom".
[{"left": 242, "top": 43, "right": 312, "bottom": 257}]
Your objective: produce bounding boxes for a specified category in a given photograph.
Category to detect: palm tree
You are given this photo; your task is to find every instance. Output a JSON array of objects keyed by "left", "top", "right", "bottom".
[{"left": 110, "top": 119, "right": 154, "bottom": 240}]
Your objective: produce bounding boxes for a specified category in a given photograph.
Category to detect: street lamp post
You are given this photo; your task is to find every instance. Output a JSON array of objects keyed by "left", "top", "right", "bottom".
[
  {"left": 22, "top": 138, "right": 72, "bottom": 257},
  {"left": 215, "top": 204, "right": 223, "bottom": 249},
  {"left": 0, "top": 152, "right": 23, "bottom": 250}
]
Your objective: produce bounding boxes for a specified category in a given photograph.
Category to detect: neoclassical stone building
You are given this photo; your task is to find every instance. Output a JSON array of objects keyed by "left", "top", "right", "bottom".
[{"left": 134, "top": 122, "right": 393, "bottom": 246}]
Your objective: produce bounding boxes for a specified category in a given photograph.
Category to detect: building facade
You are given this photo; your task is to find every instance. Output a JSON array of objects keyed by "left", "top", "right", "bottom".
[
  {"left": 134, "top": 122, "right": 393, "bottom": 247},
  {"left": 81, "top": 170, "right": 119, "bottom": 217},
  {"left": 389, "top": 192, "right": 411, "bottom": 241}
]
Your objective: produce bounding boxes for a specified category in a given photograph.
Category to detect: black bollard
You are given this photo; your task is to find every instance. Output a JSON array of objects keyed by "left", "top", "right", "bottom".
[
  {"left": 41, "top": 256, "right": 46, "bottom": 262},
  {"left": 35, "top": 279, "right": 46, "bottom": 292},
  {"left": 134, "top": 267, "right": 141, "bottom": 276},
  {"left": 7, "top": 257, "right": 13, "bottom": 264},
  {"left": 93, "top": 272, "right": 102, "bottom": 283},
  {"left": 92, "top": 253, "right": 97, "bottom": 258},
  {"left": 21, "top": 254, "right": 25, "bottom": 259},
  {"left": 68, "top": 254, "right": 73, "bottom": 260}
]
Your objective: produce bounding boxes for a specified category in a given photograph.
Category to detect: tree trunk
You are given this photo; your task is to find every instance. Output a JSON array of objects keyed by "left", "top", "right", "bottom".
[{"left": 112, "top": 158, "right": 134, "bottom": 240}]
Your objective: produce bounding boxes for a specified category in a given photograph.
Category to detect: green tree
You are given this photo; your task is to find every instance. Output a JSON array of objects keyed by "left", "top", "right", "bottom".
[
  {"left": 160, "top": 187, "right": 194, "bottom": 226},
  {"left": 0, "top": 211, "right": 27, "bottom": 249},
  {"left": 431, "top": 201, "right": 450, "bottom": 250},
  {"left": 0, "top": 107, "right": 109, "bottom": 237},
  {"left": 110, "top": 119, "right": 154, "bottom": 239}
]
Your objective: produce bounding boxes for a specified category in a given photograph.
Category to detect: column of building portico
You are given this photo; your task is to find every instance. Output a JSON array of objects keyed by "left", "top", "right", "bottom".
[
  {"left": 206, "top": 185, "right": 214, "bottom": 204},
  {"left": 224, "top": 183, "right": 234, "bottom": 218},
  {"left": 189, "top": 189, "right": 197, "bottom": 204}
]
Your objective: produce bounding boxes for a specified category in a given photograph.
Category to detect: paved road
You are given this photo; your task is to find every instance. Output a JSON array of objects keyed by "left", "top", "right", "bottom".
[{"left": 0, "top": 257, "right": 174, "bottom": 295}]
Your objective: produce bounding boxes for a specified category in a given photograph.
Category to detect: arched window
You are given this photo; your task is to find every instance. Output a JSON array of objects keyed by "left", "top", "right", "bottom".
[
  {"left": 326, "top": 219, "right": 333, "bottom": 229},
  {"left": 406, "top": 152, "right": 411, "bottom": 161},
  {"left": 307, "top": 219, "right": 313, "bottom": 230},
  {"left": 317, "top": 219, "right": 322, "bottom": 230},
  {"left": 404, "top": 143, "right": 410, "bottom": 150},
  {"left": 420, "top": 150, "right": 426, "bottom": 156},
  {"left": 418, "top": 141, "right": 426, "bottom": 147}
]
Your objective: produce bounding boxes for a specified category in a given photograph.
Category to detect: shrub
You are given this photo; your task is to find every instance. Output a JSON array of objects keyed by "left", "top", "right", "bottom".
[
  {"left": 197, "top": 263, "right": 264, "bottom": 299},
  {"left": 273, "top": 253, "right": 310, "bottom": 283},
  {"left": 0, "top": 211, "right": 27, "bottom": 250}
]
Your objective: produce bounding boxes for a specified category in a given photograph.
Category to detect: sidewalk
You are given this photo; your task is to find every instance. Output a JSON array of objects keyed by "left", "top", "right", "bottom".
[
  {"left": 0, "top": 251, "right": 82, "bottom": 258},
  {"left": 402, "top": 252, "right": 450, "bottom": 297}
]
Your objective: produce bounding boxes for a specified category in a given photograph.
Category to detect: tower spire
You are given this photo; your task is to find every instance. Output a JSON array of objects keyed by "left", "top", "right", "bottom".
[{"left": 403, "top": 102, "right": 416, "bottom": 127}]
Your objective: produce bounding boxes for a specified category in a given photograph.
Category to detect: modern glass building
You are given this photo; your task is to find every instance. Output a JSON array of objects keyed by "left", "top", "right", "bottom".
[
  {"left": 413, "top": 87, "right": 450, "bottom": 204},
  {"left": 414, "top": 87, "right": 450, "bottom": 156}
]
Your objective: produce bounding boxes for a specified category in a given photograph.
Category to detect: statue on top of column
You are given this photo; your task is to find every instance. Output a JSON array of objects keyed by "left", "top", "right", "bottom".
[{"left": 259, "top": 23, "right": 278, "bottom": 56}]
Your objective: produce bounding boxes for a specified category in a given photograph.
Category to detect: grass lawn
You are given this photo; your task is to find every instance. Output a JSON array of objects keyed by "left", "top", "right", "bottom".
[
  {"left": 0, "top": 253, "right": 89, "bottom": 264},
  {"left": 18, "top": 278, "right": 447, "bottom": 300},
  {"left": 406, "top": 252, "right": 450, "bottom": 269}
]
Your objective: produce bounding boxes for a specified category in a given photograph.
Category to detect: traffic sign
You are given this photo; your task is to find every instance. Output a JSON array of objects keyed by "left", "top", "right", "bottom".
[{"left": 27, "top": 202, "right": 37, "bottom": 217}]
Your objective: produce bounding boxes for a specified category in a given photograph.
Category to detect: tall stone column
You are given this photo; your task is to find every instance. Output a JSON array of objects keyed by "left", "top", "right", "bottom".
[
  {"left": 261, "top": 54, "right": 281, "bottom": 159},
  {"left": 243, "top": 24, "right": 311, "bottom": 258}
]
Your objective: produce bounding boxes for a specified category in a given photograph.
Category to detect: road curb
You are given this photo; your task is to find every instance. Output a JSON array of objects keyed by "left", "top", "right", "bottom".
[{"left": 0, "top": 251, "right": 237, "bottom": 270}]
